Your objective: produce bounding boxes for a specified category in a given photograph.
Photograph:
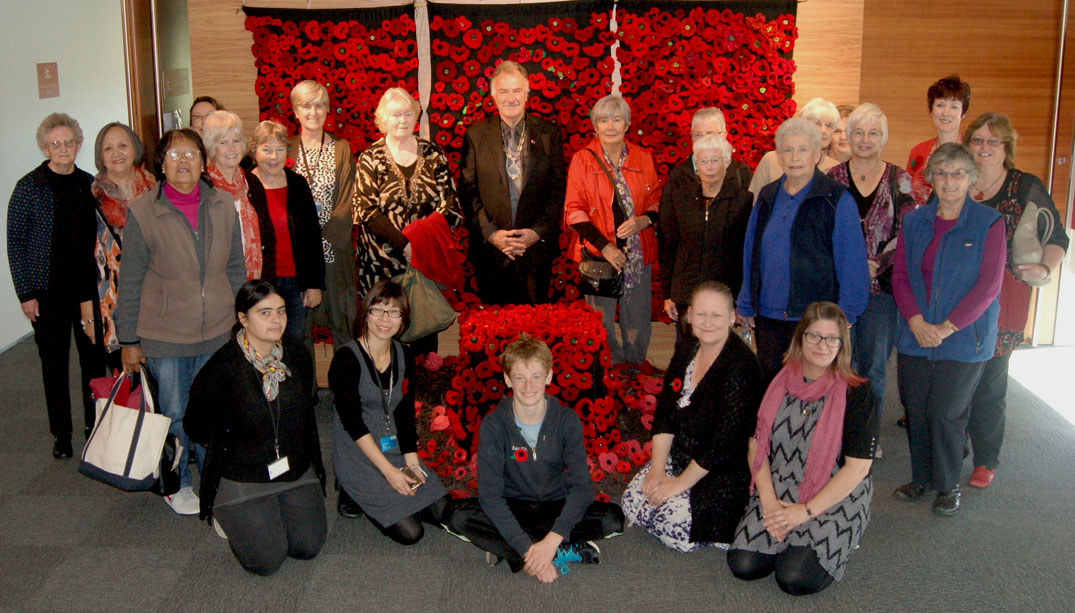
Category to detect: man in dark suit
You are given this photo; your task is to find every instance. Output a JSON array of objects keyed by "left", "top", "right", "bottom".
[{"left": 460, "top": 61, "right": 566, "bottom": 305}]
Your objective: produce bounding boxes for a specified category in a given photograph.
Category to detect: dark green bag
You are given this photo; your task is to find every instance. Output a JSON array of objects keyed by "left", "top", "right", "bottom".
[{"left": 393, "top": 265, "right": 456, "bottom": 343}]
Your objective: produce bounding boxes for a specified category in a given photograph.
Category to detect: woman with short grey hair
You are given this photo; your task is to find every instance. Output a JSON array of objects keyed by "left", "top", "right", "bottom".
[
  {"left": 749, "top": 98, "right": 841, "bottom": 196},
  {"left": 737, "top": 117, "right": 870, "bottom": 379},
  {"left": 825, "top": 103, "right": 915, "bottom": 439},
  {"left": 8, "top": 112, "right": 103, "bottom": 458},
  {"left": 565, "top": 95, "right": 662, "bottom": 373},
  {"left": 892, "top": 142, "right": 1006, "bottom": 516},
  {"left": 659, "top": 132, "right": 752, "bottom": 345}
]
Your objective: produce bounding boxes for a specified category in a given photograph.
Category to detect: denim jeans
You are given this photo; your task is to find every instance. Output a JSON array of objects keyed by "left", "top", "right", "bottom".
[
  {"left": 585, "top": 264, "right": 652, "bottom": 365},
  {"left": 850, "top": 292, "right": 899, "bottom": 417},
  {"left": 274, "top": 276, "right": 307, "bottom": 343},
  {"left": 146, "top": 353, "right": 214, "bottom": 489}
]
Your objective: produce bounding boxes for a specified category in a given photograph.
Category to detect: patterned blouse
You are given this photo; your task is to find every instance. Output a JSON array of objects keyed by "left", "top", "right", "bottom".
[
  {"left": 294, "top": 135, "right": 339, "bottom": 264},
  {"left": 827, "top": 162, "right": 916, "bottom": 295},
  {"left": 91, "top": 167, "right": 157, "bottom": 352},
  {"left": 353, "top": 138, "right": 462, "bottom": 296}
]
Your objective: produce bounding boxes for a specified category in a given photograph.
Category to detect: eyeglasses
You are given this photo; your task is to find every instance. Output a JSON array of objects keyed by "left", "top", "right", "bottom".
[
  {"left": 166, "top": 149, "right": 199, "bottom": 161},
  {"left": 803, "top": 331, "right": 842, "bottom": 348},
  {"left": 969, "top": 137, "right": 1003, "bottom": 147},
  {"left": 931, "top": 169, "right": 968, "bottom": 180},
  {"left": 369, "top": 307, "right": 403, "bottom": 319},
  {"left": 47, "top": 139, "right": 77, "bottom": 151}
]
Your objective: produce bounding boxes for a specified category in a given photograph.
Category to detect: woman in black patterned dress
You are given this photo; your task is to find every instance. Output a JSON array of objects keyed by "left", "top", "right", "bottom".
[
  {"left": 354, "top": 88, "right": 462, "bottom": 353},
  {"left": 728, "top": 302, "right": 878, "bottom": 596}
]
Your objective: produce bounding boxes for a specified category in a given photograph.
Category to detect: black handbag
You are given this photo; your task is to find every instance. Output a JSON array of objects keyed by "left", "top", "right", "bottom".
[{"left": 577, "top": 150, "right": 627, "bottom": 298}]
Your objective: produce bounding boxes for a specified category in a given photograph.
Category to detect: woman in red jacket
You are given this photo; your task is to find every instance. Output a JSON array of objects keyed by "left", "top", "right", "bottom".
[{"left": 564, "top": 95, "right": 661, "bottom": 371}]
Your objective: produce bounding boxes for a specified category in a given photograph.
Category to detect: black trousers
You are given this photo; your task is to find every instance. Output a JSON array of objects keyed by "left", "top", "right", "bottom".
[
  {"left": 445, "top": 498, "right": 624, "bottom": 572},
  {"left": 727, "top": 546, "right": 834, "bottom": 596},
  {"left": 897, "top": 353, "right": 986, "bottom": 492},
  {"left": 365, "top": 495, "right": 450, "bottom": 546},
  {"left": 31, "top": 297, "right": 103, "bottom": 438},
  {"left": 755, "top": 316, "right": 800, "bottom": 381},
  {"left": 212, "top": 482, "right": 327, "bottom": 576},
  {"left": 474, "top": 250, "right": 552, "bottom": 306},
  {"left": 967, "top": 352, "right": 1011, "bottom": 470}
]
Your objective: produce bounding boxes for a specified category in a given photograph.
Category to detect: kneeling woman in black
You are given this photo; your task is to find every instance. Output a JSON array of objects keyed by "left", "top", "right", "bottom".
[
  {"left": 185, "top": 280, "right": 327, "bottom": 576},
  {"left": 329, "top": 279, "right": 449, "bottom": 544},
  {"left": 727, "top": 301, "right": 878, "bottom": 595}
]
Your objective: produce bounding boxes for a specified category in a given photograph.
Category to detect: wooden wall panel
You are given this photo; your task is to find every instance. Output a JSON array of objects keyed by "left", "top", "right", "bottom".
[
  {"left": 188, "top": 0, "right": 864, "bottom": 136},
  {"left": 860, "top": 0, "right": 1062, "bottom": 181}
]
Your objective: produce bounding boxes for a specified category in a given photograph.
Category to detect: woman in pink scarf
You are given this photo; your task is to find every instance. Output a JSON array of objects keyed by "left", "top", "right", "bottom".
[
  {"left": 727, "top": 302, "right": 878, "bottom": 595},
  {"left": 204, "top": 111, "right": 262, "bottom": 280}
]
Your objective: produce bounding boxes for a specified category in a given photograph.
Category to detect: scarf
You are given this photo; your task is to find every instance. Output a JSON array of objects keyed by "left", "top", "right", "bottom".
[
  {"left": 236, "top": 328, "right": 291, "bottom": 401},
  {"left": 208, "top": 162, "right": 262, "bottom": 279},
  {"left": 91, "top": 166, "right": 156, "bottom": 231},
  {"left": 750, "top": 361, "right": 848, "bottom": 503}
]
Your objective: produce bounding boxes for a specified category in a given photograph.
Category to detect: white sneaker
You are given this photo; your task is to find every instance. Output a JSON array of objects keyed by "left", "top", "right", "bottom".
[{"left": 164, "top": 486, "right": 200, "bottom": 515}]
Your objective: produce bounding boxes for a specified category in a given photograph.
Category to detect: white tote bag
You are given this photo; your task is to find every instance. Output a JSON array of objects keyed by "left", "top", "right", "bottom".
[{"left": 78, "top": 367, "right": 173, "bottom": 492}]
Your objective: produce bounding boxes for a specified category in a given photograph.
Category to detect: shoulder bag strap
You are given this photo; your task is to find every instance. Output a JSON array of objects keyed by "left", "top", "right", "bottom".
[{"left": 584, "top": 148, "right": 627, "bottom": 248}]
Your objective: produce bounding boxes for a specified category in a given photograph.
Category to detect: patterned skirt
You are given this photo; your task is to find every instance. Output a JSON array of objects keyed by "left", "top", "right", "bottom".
[{"left": 621, "top": 458, "right": 726, "bottom": 553}]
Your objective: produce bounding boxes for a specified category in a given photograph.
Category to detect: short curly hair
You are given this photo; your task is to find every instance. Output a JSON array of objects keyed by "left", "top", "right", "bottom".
[{"left": 36, "top": 113, "right": 83, "bottom": 156}]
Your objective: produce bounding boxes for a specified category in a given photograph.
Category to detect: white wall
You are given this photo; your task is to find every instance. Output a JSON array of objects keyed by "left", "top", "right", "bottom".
[{"left": 0, "top": 0, "right": 129, "bottom": 350}]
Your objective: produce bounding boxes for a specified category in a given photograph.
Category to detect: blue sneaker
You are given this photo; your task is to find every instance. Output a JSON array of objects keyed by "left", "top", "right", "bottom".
[{"left": 552, "top": 541, "right": 601, "bottom": 575}]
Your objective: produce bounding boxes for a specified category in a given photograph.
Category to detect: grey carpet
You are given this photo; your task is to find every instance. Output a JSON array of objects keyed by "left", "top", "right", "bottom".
[{"left": 1, "top": 337, "right": 1073, "bottom": 611}]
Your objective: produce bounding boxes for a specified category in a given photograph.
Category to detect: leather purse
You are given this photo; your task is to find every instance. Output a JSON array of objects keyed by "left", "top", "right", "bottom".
[
  {"left": 1010, "top": 200, "right": 1056, "bottom": 287},
  {"left": 577, "top": 150, "right": 627, "bottom": 298},
  {"left": 393, "top": 265, "right": 457, "bottom": 343}
]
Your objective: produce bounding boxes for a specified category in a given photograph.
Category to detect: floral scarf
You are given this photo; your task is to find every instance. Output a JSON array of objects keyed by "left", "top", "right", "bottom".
[
  {"left": 91, "top": 166, "right": 156, "bottom": 231},
  {"left": 602, "top": 144, "right": 644, "bottom": 289},
  {"left": 236, "top": 328, "right": 290, "bottom": 401},
  {"left": 750, "top": 361, "right": 848, "bottom": 503},
  {"left": 208, "top": 162, "right": 262, "bottom": 280}
]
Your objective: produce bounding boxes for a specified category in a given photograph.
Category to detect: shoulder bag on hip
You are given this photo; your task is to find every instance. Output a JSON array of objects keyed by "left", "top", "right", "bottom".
[{"left": 577, "top": 149, "right": 626, "bottom": 298}]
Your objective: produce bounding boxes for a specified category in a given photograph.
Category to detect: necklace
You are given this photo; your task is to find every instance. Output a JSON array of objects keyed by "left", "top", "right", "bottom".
[
  {"left": 299, "top": 131, "right": 326, "bottom": 176},
  {"left": 850, "top": 158, "right": 882, "bottom": 182},
  {"left": 385, "top": 139, "right": 424, "bottom": 206},
  {"left": 972, "top": 170, "right": 1004, "bottom": 201},
  {"left": 502, "top": 123, "right": 526, "bottom": 183}
]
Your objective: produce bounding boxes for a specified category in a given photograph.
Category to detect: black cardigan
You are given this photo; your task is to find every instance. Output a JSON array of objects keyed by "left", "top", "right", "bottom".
[
  {"left": 245, "top": 167, "right": 326, "bottom": 291},
  {"left": 185, "top": 336, "right": 325, "bottom": 521},
  {"left": 651, "top": 332, "right": 765, "bottom": 543},
  {"left": 658, "top": 157, "right": 754, "bottom": 304}
]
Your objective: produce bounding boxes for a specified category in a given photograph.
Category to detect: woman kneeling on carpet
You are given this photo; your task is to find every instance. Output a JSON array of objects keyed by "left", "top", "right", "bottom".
[
  {"left": 727, "top": 302, "right": 878, "bottom": 596},
  {"left": 621, "top": 281, "right": 765, "bottom": 551},
  {"left": 185, "top": 280, "right": 327, "bottom": 576},
  {"left": 329, "top": 279, "right": 450, "bottom": 544}
]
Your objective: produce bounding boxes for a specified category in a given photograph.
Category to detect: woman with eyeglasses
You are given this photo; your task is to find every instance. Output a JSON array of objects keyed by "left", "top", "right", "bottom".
[
  {"left": 115, "top": 128, "right": 247, "bottom": 516},
  {"left": 960, "top": 113, "right": 1068, "bottom": 490},
  {"left": 890, "top": 143, "right": 1006, "bottom": 516},
  {"left": 825, "top": 104, "right": 916, "bottom": 452},
  {"left": 7, "top": 113, "right": 103, "bottom": 458},
  {"left": 727, "top": 302, "right": 877, "bottom": 596},
  {"left": 329, "top": 279, "right": 449, "bottom": 544}
]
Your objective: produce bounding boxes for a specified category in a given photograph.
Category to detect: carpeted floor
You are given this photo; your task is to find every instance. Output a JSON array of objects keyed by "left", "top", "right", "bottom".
[{"left": 1, "top": 332, "right": 1073, "bottom": 612}]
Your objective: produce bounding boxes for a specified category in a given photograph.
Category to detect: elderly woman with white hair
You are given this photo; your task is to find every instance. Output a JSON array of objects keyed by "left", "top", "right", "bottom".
[
  {"left": 287, "top": 80, "right": 357, "bottom": 353},
  {"left": 564, "top": 94, "right": 662, "bottom": 371},
  {"left": 826, "top": 103, "right": 915, "bottom": 437},
  {"left": 749, "top": 98, "right": 841, "bottom": 197},
  {"left": 659, "top": 132, "right": 753, "bottom": 345},
  {"left": 737, "top": 117, "right": 870, "bottom": 380},
  {"left": 205, "top": 110, "right": 261, "bottom": 280},
  {"left": 7, "top": 113, "right": 103, "bottom": 458},
  {"left": 245, "top": 120, "right": 325, "bottom": 343},
  {"left": 354, "top": 87, "right": 461, "bottom": 353}
]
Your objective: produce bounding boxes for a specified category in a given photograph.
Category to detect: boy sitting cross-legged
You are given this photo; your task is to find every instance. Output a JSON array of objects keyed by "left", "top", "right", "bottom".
[{"left": 444, "top": 333, "right": 624, "bottom": 582}]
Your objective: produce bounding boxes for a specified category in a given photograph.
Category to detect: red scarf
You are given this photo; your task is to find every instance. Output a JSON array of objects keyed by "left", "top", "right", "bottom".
[
  {"left": 91, "top": 166, "right": 156, "bottom": 230},
  {"left": 750, "top": 361, "right": 848, "bottom": 503}
]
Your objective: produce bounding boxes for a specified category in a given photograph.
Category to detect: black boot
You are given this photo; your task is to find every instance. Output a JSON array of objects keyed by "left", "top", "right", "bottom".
[
  {"left": 336, "top": 480, "right": 363, "bottom": 518},
  {"left": 52, "top": 435, "right": 73, "bottom": 459}
]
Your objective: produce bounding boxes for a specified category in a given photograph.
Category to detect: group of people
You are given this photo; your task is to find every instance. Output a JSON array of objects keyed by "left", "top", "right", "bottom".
[{"left": 7, "top": 65, "right": 1068, "bottom": 592}]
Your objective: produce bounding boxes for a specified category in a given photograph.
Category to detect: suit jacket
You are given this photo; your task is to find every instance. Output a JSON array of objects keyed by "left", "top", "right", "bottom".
[{"left": 460, "top": 114, "right": 566, "bottom": 260}]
